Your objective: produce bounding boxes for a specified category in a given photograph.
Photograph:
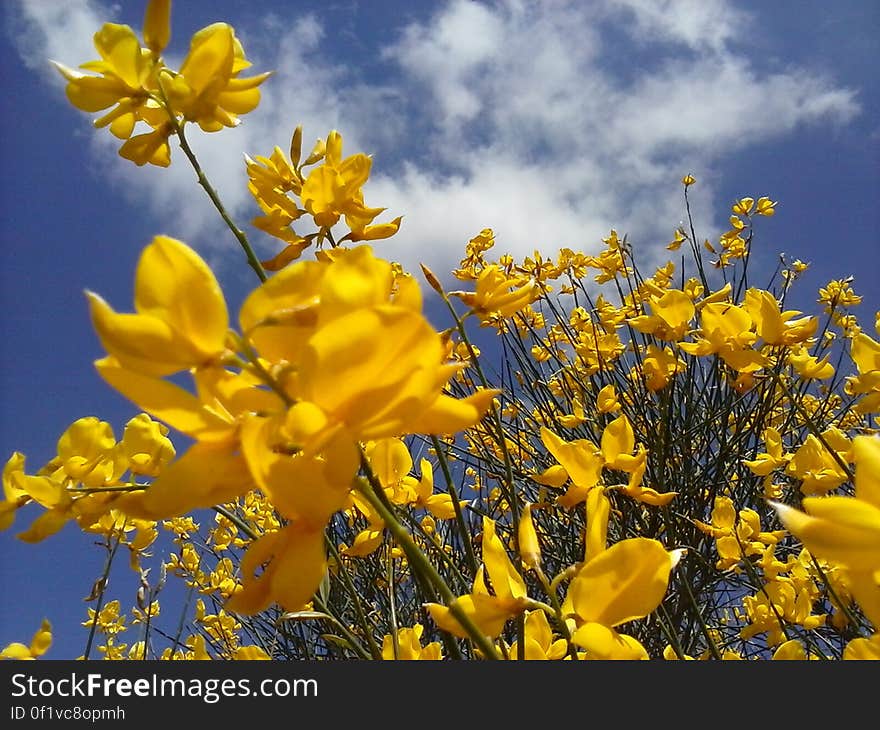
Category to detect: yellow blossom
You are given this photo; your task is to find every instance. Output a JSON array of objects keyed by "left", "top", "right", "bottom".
[
  {"left": 451, "top": 265, "right": 537, "bottom": 325},
  {"left": 381, "top": 625, "right": 442, "bottom": 660},
  {"left": 772, "top": 435, "right": 880, "bottom": 627},
  {"left": 425, "top": 517, "right": 529, "bottom": 639},
  {"left": 1, "top": 619, "right": 52, "bottom": 660},
  {"left": 87, "top": 236, "right": 229, "bottom": 377},
  {"left": 164, "top": 22, "right": 271, "bottom": 132},
  {"left": 563, "top": 538, "right": 682, "bottom": 659},
  {"left": 785, "top": 433, "right": 850, "bottom": 496}
]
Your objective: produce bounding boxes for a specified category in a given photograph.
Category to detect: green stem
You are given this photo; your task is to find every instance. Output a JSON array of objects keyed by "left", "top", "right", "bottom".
[
  {"left": 325, "top": 539, "right": 384, "bottom": 659},
  {"left": 535, "top": 567, "right": 579, "bottom": 660},
  {"left": 770, "top": 372, "right": 855, "bottom": 482},
  {"left": 310, "top": 595, "right": 372, "bottom": 660},
  {"left": 429, "top": 435, "right": 478, "bottom": 574},
  {"left": 175, "top": 123, "right": 267, "bottom": 282},
  {"left": 213, "top": 504, "right": 258, "bottom": 542},
  {"left": 83, "top": 535, "right": 122, "bottom": 660},
  {"left": 356, "top": 456, "right": 502, "bottom": 660},
  {"left": 387, "top": 549, "right": 399, "bottom": 660},
  {"left": 154, "top": 76, "right": 267, "bottom": 283}
]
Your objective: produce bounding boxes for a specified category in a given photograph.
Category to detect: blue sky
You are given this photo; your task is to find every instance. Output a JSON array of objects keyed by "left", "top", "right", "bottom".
[{"left": 1, "top": 0, "right": 877, "bottom": 659}]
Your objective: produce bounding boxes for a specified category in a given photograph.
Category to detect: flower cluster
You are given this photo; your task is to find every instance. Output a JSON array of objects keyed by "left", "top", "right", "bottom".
[
  {"left": 246, "top": 127, "right": 403, "bottom": 268},
  {"left": 52, "top": 0, "right": 269, "bottom": 166},
  {"left": 3, "top": 0, "right": 878, "bottom": 662}
]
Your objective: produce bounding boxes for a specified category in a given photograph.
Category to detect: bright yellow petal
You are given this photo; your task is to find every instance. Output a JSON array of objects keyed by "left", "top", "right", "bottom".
[
  {"left": 239, "top": 415, "right": 356, "bottom": 526},
  {"left": 851, "top": 333, "right": 880, "bottom": 376},
  {"left": 481, "top": 517, "right": 527, "bottom": 600},
  {"left": 134, "top": 236, "right": 229, "bottom": 359},
  {"left": 846, "top": 570, "right": 880, "bottom": 629},
  {"left": 772, "top": 639, "right": 807, "bottom": 660},
  {"left": 771, "top": 499, "right": 880, "bottom": 572},
  {"left": 844, "top": 634, "right": 880, "bottom": 660},
  {"left": 92, "top": 23, "right": 143, "bottom": 88},
  {"left": 232, "top": 646, "right": 271, "bottom": 660},
  {"left": 225, "top": 530, "right": 283, "bottom": 615},
  {"left": 570, "top": 622, "right": 649, "bottom": 660},
  {"left": 269, "top": 524, "right": 327, "bottom": 611},
  {"left": 568, "top": 537, "right": 675, "bottom": 626},
  {"left": 343, "top": 528, "right": 385, "bottom": 557},
  {"left": 142, "top": 0, "right": 171, "bottom": 53},
  {"left": 366, "top": 438, "right": 413, "bottom": 489},
  {"left": 117, "top": 443, "right": 252, "bottom": 520},
  {"left": 179, "top": 23, "right": 234, "bottom": 95},
  {"left": 409, "top": 389, "right": 499, "bottom": 435},
  {"left": 533, "top": 464, "right": 569, "bottom": 488},
  {"left": 854, "top": 435, "right": 880, "bottom": 509},
  {"left": 29, "top": 619, "right": 52, "bottom": 658},
  {"left": 600, "top": 415, "right": 635, "bottom": 468},
  {"left": 16, "top": 509, "right": 71, "bottom": 544},
  {"left": 87, "top": 293, "right": 186, "bottom": 377},
  {"left": 425, "top": 594, "right": 517, "bottom": 639},
  {"left": 95, "top": 357, "right": 232, "bottom": 441},
  {"left": 0, "top": 642, "right": 34, "bottom": 660},
  {"left": 585, "top": 486, "right": 610, "bottom": 561},
  {"left": 518, "top": 503, "right": 541, "bottom": 569},
  {"left": 540, "top": 428, "right": 602, "bottom": 490}
]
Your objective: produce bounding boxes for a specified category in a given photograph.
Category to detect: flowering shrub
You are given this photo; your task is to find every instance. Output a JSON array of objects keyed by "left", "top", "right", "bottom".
[{"left": 2, "top": 0, "right": 878, "bottom": 661}]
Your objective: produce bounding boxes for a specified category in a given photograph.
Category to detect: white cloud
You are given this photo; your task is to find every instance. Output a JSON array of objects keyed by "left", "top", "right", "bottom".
[
  {"left": 10, "top": 0, "right": 861, "bottom": 284},
  {"left": 605, "top": 0, "right": 749, "bottom": 52},
  {"left": 7, "top": 0, "right": 109, "bottom": 78}
]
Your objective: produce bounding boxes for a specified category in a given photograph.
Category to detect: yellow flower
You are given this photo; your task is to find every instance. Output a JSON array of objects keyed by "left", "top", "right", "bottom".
[
  {"left": 53, "top": 1, "right": 268, "bottom": 166},
  {"left": 226, "top": 521, "right": 327, "bottom": 615},
  {"left": 142, "top": 0, "right": 171, "bottom": 54},
  {"left": 55, "top": 417, "right": 125, "bottom": 488},
  {"left": 640, "top": 344, "right": 684, "bottom": 391},
  {"left": 755, "top": 196, "right": 777, "bottom": 216},
  {"left": 785, "top": 433, "right": 850, "bottom": 496},
  {"left": 412, "top": 458, "right": 469, "bottom": 520},
  {"left": 679, "top": 301, "right": 765, "bottom": 373},
  {"left": 164, "top": 22, "right": 272, "bottom": 133},
  {"left": 773, "top": 436, "right": 880, "bottom": 572},
  {"left": 518, "top": 502, "right": 542, "bottom": 569},
  {"left": 232, "top": 646, "right": 272, "bottom": 660},
  {"left": 628, "top": 289, "right": 694, "bottom": 342},
  {"left": 1, "top": 453, "right": 28, "bottom": 531},
  {"left": 381, "top": 625, "right": 443, "bottom": 660},
  {"left": 844, "top": 634, "right": 880, "bottom": 660},
  {"left": 508, "top": 610, "right": 568, "bottom": 660},
  {"left": 600, "top": 414, "right": 642, "bottom": 472},
  {"left": 119, "top": 413, "right": 176, "bottom": 476},
  {"left": 789, "top": 346, "right": 835, "bottom": 380},
  {"left": 87, "top": 236, "right": 229, "bottom": 377},
  {"left": 425, "top": 517, "right": 529, "bottom": 639},
  {"left": 772, "top": 435, "right": 880, "bottom": 627},
  {"left": 1, "top": 619, "right": 52, "bottom": 660},
  {"left": 51, "top": 13, "right": 164, "bottom": 138},
  {"left": 732, "top": 197, "right": 755, "bottom": 216},
  {"left": 451, "top": 265, "right": 537, "bottom": 325},
  {"left": 300, "top": 130, "right": 388, "bottom": 234},
  {"left": 596, "top": 384, "right": 621, "bottom": 414},
  {"left": 563, "top": 538, "right": 682, "bottom": 659},
  {"left": 743, "top": 427, "right": 790, "bottom": 476},
  {"left": 818, "top": 279, "right": 862, "bottom": 311},
  {"left": 743, "top": 288, "right": 817, "bottom": 346},
  {"left": 539, "top": 427, "right": 603, "bottom": 508},
  {"left": 846, "top": 332, "right": 880, "bottom": 414},
  {"left": 101, "top": 367, "right": 280, "bottom": 520},
  {"left": 239, "top": 411, "right": 358, "bottom": 527}
]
